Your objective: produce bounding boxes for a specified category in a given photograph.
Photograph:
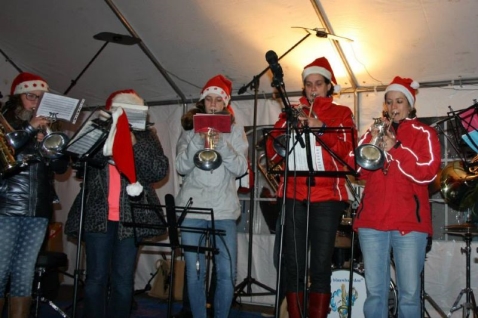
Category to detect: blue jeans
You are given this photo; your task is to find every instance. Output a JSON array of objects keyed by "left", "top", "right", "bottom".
[
  {"left": 181, "top": 219, "right": 237, "bottom": 318},
  {"left": 83, "top": 221, "right": 138, "bottom": 318},
  {"left": 0, "top": 216, "right": 48, "bottom": 297},
  {"left": 358, "top": 228, "right": 427, "bottom": 318}
]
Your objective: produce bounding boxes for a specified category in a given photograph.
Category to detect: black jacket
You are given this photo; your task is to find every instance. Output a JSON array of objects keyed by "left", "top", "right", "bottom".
[
  {"left": 0, "top": 115, "right": 68, "bottom": 219},
  {"left": 65, "top": 128, "right": 169, "bottom": 240}
]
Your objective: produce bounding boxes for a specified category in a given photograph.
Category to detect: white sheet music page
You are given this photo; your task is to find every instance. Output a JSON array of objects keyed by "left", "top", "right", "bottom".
[
  {"left": 111, "top": 102, "right": 148, "bottom": 131},
  {"left": 66, "top": 121, "right": 106, "bottom": 156},
  {"left": 36, "top": 92, "right": 85, "bottom": 123},
  {"left": 287, "top": 132, "right": 325, "bottom": 171}
]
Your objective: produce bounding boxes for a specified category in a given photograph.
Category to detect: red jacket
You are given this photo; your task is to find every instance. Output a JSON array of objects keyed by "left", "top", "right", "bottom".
[
  {"left": 266, "top": 96, "right": 357, "bottom": 203},
  {"left": 353, "top": 117, "right": 441, "bottom": 235}
]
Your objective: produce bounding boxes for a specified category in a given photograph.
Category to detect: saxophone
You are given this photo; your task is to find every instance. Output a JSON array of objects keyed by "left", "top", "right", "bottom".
[{"left": 0, "top": 113, "right": 20, "bottom": 176}]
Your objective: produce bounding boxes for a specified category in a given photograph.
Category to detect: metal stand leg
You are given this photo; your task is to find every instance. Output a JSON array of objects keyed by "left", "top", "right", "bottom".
[
  {"left": 446, "top": 235, "right": 478, "bottom": 318},
  {"left": 33, "top": 267, "right": 69, "bottom": 318}
]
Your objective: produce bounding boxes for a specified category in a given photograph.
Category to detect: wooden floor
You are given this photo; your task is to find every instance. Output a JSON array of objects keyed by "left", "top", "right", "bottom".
[{"left": 49, "top": 284, "right": 276, "bottom": 317}]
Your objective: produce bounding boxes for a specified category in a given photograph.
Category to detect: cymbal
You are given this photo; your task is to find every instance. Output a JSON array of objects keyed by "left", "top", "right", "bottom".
[{"left": 444, "top": 223, "right": 478, "bottom": 236}]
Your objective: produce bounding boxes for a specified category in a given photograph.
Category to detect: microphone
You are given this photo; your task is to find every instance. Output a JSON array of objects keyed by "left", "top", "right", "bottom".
[{"left": 265, "top": 50, "right": 284, "bottom": 85}]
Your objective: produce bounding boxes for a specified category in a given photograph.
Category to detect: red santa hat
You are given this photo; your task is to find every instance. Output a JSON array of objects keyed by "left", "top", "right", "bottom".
[
  {"left": 103, "top": 89, "right": 144, "bottom": 196},
  {"left": 10, "top": 72, "right": 49, "bottom": 95},
  {"left": 301, "top": 57, "right": 341, "bottom": 93},
  {"left": 385, "top": 76, "right": 420, "bottom": 108},
  {"left": 199, "top": 75, "right": 232, "bottom": 106}
]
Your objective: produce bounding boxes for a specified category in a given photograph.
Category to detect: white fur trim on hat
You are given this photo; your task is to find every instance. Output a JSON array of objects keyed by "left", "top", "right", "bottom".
[
  {"left": 112, "top": 92, "right": 144, "bottom": 106},
  {"left": 302, "top": 66, "right": 333, "bottom": 83},
  {"left": 385, "top": 82, "right": 419, "bottom": 108},
  {"left": 199, "top": 86, "right": 231, "bottom": 105}
]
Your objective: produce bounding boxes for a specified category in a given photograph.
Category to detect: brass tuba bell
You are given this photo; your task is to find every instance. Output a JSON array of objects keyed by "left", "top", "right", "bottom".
[{"left": 439, "top": 158, "right": 478, "bottom": 210}]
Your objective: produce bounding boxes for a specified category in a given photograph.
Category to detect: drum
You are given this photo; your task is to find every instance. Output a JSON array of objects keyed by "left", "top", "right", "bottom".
[{"left": 329, "top": 270, "right": 398, "bottom": 318}]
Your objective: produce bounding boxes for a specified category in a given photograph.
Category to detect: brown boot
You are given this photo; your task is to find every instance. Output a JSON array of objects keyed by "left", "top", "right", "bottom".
[
  {"left": 0, "top": 298, "right": 4, "bottom": 316},
  {"left": 286, "top": 292, "right": 304, "bottom": 318},
  {"left": 8, "top": 297, "right": 31, "bottom": 318},
  {"left": 308, "top": 292, "right": 331, "bottom": 318}
]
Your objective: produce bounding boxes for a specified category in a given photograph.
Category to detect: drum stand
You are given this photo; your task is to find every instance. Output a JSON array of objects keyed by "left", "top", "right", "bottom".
[{"left": 445, "top": 230, "right": 478, "bottom": 318}]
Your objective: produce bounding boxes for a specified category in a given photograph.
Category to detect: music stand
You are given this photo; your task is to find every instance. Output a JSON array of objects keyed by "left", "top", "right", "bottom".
[
  {"left": 63, "top": 117, "right": 110, "bottom": 318},
  {"left": 124, "top": 194, "right": 225, "bottom": 318}
]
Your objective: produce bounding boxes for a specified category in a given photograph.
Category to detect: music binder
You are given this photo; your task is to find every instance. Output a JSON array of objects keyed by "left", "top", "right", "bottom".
[
  {"left": 64, "top": 119, "right": 109, "bottom": 159},
  {"left": 111, "top": 102, "right": 148, "bottom": 131},
  {"left": 193, "top": 114, "right": 231, "bottom": 133},
  {"left": 36, "top": 92, "right": 85, "bottom": 124}
]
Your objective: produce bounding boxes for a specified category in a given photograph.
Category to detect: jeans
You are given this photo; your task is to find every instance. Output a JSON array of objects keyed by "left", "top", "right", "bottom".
[
  {"left": 181, "top": 219, "right": 237, "bottom": 318},
  {"left": 358, "top": 228, "right": 427, "bottom": 318},
  {"left": 282, "top": 199, "right": 345, "bottom": 293},
  {"left": 0, "top": 216, "right": 48, "bottom": 297},
  {"left": 83, "top": 221, "right": 138, "bottom": 318}
]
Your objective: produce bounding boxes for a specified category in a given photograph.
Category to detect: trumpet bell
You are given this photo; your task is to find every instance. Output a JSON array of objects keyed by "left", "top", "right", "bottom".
[
  {"left": 39, "top": 132, "right": 70, "bottom": 159},
  {"left": 193, "top": 149, "right": 222, "bottom": 171},
  {"left": 355, "top": 144, "right": 385, "bottom": 170}
]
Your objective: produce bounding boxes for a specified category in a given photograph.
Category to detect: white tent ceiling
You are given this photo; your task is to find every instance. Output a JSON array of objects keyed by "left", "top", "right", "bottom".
[{"left": 1, "top": 0, "right": 478, "bottom": 107}]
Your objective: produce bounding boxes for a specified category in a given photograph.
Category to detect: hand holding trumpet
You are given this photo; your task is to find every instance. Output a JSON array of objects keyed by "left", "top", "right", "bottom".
[{"left": 30, "top": 116, "right": 52, "bottom": 142}]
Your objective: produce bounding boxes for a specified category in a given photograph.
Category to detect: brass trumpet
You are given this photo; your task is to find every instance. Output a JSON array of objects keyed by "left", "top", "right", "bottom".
[
  {"left": 355, "top": 113, "right": 397, "bottom": 170},
  {"left": 37, "top": 115, "right": 70, "bottom": 159}
]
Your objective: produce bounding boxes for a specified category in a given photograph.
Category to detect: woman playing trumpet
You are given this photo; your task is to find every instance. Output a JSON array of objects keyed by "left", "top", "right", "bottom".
[
  {"left": 0, "top": 72, "right": 68, "bottom": 317},
  {"left": 266, "top": 57, "right": 357, "bottom": 318},
  {"left": 175, "top": 74, "right": 248, "bottom": 318},
  {"left": 352, "top": 76, "right": 441, "bottom": 317}
]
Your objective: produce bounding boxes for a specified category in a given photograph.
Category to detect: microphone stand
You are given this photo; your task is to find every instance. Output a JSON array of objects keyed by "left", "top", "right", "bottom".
[
  {"left": 268, "top": 71, "right": 307, "bottom": 317},
  {"left": 234, "top": 33, "right": 312, "bottom": 303},
  {"left": 344, "top": 178, "right": 361, "bottom": 318}
]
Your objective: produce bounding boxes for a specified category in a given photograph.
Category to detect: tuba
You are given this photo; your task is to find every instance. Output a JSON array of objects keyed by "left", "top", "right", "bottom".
[
  {"left": 439, "top": 157, "right": 478, "bottom": 210},
  {"left": 355, "top": 116, "right": 396, "bottom": 170}
]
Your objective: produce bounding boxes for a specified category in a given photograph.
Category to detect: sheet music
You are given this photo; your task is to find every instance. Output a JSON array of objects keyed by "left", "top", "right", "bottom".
[
  {"left": 462, "top": 131, "right": 478, "bottom": 153},
  {"left": 287, "top": 132, "right": 324, "bottom": 171},
  {"left": 65, "top": 121, "right": 107, "bottom": 156},
  {"left": 36, "top": 92, "right": 85, "bottom": 123},
  {"left": 111, "top": 102, "right": 148, "bottom": 131}
]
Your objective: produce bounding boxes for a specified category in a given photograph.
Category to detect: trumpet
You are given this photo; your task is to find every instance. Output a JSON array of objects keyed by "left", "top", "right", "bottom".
[
  {"left": 355, "top": 113, "right": 397, "bottom": 170},
  {"left": 37, "top": 115, "right": 70, "bottom": 159},
  {"left": 193, "top": 127, "right": 222, "bottom": 171}
]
